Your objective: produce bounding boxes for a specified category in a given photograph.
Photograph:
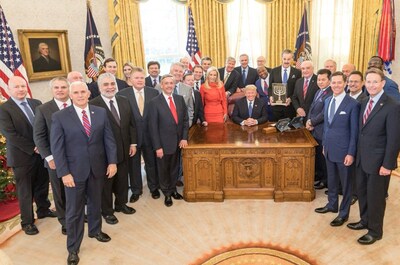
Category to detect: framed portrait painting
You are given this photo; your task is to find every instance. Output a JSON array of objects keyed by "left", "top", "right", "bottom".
[{"left": 17, "top": 30, "right": 71, "bottom": 81}]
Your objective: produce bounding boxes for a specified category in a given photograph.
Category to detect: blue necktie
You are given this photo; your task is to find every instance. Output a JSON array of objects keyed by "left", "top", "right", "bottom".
[
  {"left": 242, "top": 69, "right": 246, "bottom": 85},
  {"left": 283, "top": 69, "right": 288, "bottom": 84},
  {"left": 248, "top": 101, "right": 253, "bottom": 117},
  {"left": 328, "top": 98, "right": 336, "bottom": 124},
  {"left": 20, "top": 102, "right": 34, "bottom": 125},
  {"left": 174, "top": 84, "right": 178, "bottom": 95}
]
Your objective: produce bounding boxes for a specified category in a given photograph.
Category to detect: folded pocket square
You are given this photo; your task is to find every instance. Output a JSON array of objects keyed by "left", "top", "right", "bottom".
[{"left": 339, "top": 111, "right": 346, "bottom": 114}]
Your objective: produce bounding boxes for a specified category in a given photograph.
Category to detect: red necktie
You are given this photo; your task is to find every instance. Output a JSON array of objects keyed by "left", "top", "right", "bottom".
[
  {"left": 264, "top": 80, "right": 268, "bottom": 95},
  {"left": 363, "top": 99, "right": 374, "bottom": 124},
  {"left": 63, "top": 103, "right": 67, "bottom": 109},
  {"left": 303, "top": 79, "right": 309, "bottom": 99},
  {"left": 82, "top": 110, "right": 91, "bottom": 137},
  {"left": 168, "top": 96, "right": 178, "bottom": 124}
]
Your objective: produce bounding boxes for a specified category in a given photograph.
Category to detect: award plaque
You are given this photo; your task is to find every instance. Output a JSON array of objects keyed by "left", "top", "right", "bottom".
[{"left": 271, "top": 83, "right": 287, "bottom": 106}]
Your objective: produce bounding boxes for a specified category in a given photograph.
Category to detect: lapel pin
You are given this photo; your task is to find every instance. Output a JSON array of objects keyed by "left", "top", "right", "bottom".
[
  {"left": 380, "top": 103, "right": 383, "bottom": 106},
  {"left": 91, "top": 111, "right": 94, "bottom": 114}
]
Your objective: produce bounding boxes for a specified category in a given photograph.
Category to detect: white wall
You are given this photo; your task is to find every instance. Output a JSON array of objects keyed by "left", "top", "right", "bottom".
[{"left": 1, "top": 0, "right": 112, "bottom": 102}]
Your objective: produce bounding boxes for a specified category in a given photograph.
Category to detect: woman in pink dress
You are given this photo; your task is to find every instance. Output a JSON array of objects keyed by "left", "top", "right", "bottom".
[{"left": 200, "top": 67, "right": 228, "bottom": 123}]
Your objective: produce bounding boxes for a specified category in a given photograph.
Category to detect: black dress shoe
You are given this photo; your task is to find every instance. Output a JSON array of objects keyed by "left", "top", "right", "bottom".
[
  {"left": 22, "top": 224, "right": 39, "bottom": 235},
  {"left": 314, "top": 182, "right": 327, "bottom": 190},
  {"left": 151, "top": 189, "right": 161, "bottom": 199},
  {"left": 164, "top": 196, "right": 173, "bottom": 207},
  {"left": 103, "top": 214, "right": 119, "bottom": 225},
  {"left": 171, "top": 192, "right": 183, "bottom": 200},
  {"left": 129, "top": 194, "right": 140, "bottom": 203},
  {"left": 358, "top": 234, "right": 381, "bottom": 245},
  {"left": 115, "top": 205, "right": 136, "bottom": 215},
  {"left": 61, "top": 226, "right": 67, "bottom": 235},
  {"left": 347, "top": 221, "right": 367, "bottom": 230},
  {"left": 315, "top": 206, "right": 338, "bottom": 214},
  {"left": 89, "top": 231, "right": 111, "bottom": 242},
  {"left": 67, "top": 251, "right": 79, "bottom": 265},
  {"left": 330, "top": 216, "right": 348, "bottom": 226},
  {"left": 37, "top": 209, "right": 57, "bottom": 219},
  {"left": 351, "top": 195, "right": 358, "bottom": 205},
  {"left": 176, "top": 180, "right": 184, "bottom": 187}
]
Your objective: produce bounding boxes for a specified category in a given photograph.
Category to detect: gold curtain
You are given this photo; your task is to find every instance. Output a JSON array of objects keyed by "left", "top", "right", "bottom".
[
  {"left": 189, "top": 0, "right": 228, "bottom": 67},
  {"left": 349, "top": 0, "right": 382, "bottom": 71},
  {"left": 108, "top": 0, "right": 145, "bottom": 78},
  {"left": 266, "top": 0, "right": 307, "bottom": 67}
]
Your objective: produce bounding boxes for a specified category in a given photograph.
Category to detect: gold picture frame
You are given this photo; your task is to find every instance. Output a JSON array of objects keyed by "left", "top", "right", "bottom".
[{"left": 17, "top": 29, "right": 71, "bottom": 81}]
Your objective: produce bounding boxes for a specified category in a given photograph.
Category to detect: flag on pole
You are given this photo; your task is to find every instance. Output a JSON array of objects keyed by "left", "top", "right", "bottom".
[
  {"left": 294, "top": 7, "right": 312, "bottom": 69},
  {"left": 84, "top": 1, "right": 105, "bottom": 81},
  {"left": 0, "top": 5, "right": 32, "bottom": 99},
  {"left": 186, "top": 7, "right": 202, "bottom": 70},
  {"left": 378, "top": 0, "right": 396, "bottom": 75}
]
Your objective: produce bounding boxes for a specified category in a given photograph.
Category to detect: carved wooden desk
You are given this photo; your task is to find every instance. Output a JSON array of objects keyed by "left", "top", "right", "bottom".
[{"left": 183, "top": 122, "right": 317, "bottom": 202}]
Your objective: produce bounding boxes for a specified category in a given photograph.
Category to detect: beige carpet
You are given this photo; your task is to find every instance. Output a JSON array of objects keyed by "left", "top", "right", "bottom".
[{"left": 1, "top": 176, "right": 400, "bottom": 265}]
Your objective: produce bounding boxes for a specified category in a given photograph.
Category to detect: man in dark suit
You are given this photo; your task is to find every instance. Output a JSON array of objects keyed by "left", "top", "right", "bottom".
[
  {"left": 347, "top": 68, "right": 400, "bottom": 245},
  {"left": 306, "top": 69, "right": 332, "bottom": 190},
  {"left": 268, "top": 49, "right": 302, "bottom": 121},
  {"left": 292, "top": 61, "right": 319, "bottom": 118},
  {"left": 255, "top": 66, "right": 273, "bottom": 121},
  {"left": 88, "top": 58, "right": 128, "bottom": 99},
  {"left": 50, "top": 81, "right": 117, "bottom": 265},
  {"left": 218, "top": 56, "right": 241, "bottom": 96},
  {"left": 145, "top": 61, "right": 161, "bottom": 88},
  {"left": 235, "top": 54, "right": 259, "bottom": 88},
  {"left": 90, "top": 73, "right": 137, "bottom": 225},
  {"left": 33, "top": 77, "right": 71, "bottom": 235},
  {"left": 201, "top": 56, "right": 212, "bottom": 79},
  {"left": 32, "top": 42, "right": 61, "bottom": 72},
  {"left": 182, "top": 72, "right": 206, "bottom": 126},
  {"left": 315, "top": 72, "right": 360, "bottom": 228},
  {"left": 148, "top": 74, "right": 189, "bottom": 207},
  {"left": 0, "top": 76, "right": 55, "bottom": 236},
  {"left": 118, "top": 67, "right": 160, "bottom": 203},
  {"left": 232, "top": 85, "right": 268, "bottom": 126},
  {"left": 193, "top": 65, "right": 205, "bottom": 90}
]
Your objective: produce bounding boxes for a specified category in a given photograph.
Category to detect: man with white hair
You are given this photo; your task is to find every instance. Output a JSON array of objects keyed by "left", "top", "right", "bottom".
[{"left": 218, "top": 56, "right": 241, "bottom": 96}]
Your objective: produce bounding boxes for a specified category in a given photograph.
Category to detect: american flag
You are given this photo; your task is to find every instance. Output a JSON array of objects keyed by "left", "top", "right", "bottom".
[
  {"left": 186, "top": 7, "right": 201, "bottom": 70},
  {"left": 378, "top": 0, "right": 396, "bottom": 75},
  {"left": 0, "top": 5, "right": 32, "bottom": 99},
  {"left": 294, "top": 7, "right": 312, "bottom": 69}
]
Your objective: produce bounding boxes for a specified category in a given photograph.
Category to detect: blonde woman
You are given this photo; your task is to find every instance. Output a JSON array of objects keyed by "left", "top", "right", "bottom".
[
  {"left": 123, "top": 62, "right": 135, "bottom": 87},
  {"left": 200, "top": 67, "right": 228, "bottom": 123}
]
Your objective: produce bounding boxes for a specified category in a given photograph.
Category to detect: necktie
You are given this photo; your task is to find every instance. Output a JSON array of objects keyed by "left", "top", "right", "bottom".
[
  {"left": 224, "top": 72, "right": 230, "bottom": 84},
  {"left": 328, "top": 98, "right": 336, "bottom": 124},
  {"left": 153, "top": 78, "right": 157, "bottom": 87},
  {"left": 63, "top": 103, "right": 68, "bottom": 109},
  {"left": 303, "top": 79, "right": 309, "bottom": 99},
  {"left": 242, "top": 69, "right": 246, "bottom": 85},
  {"left": 82, "top": 110, "right": 91, "bottom": 137},
  {"left": 168, "top": 96, "right": 178, "bottom": 124},
  {"left": 109, "top": 100, "right": 120, "bottom": 126},
  {"left": 363, "top": 98, "right": 374, "bottom": 124},
  {"left": 138, "top": 91, "right": 144, "bottom": 116},
  {"left": 248, "top": 101, "right": 253, "bottom": 117},
  {"left": 20, "top": 102, "right": 34, "bottom": 125},
  {"left": 263, "top": 80, "right": 268, "bottom": 95},
  {"left": 174, "top": 84, "right": 178, "bottom": 95},
  {"left": 283, "top": 69, "right": 288, "bottom": 84},
  {"left": 314, "top": 89, "right": 323, "bottom": 102},
  {"left": 195, "top": 81, "right": 199, "bottom": 91}
]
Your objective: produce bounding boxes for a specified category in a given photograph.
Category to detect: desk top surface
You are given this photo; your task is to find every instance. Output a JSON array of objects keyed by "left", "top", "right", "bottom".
[{"left": 187, "top": 122, "right": 318, "bottom": 148}]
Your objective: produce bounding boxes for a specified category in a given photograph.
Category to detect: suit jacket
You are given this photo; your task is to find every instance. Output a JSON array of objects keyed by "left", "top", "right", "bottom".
[
  {"left": 90, "top": 95, "right": 136, "bottom": 163},
  {"left": 50, "top": 105, "right": 117, "bottom": 181},
  {"left": 88, "top": 78, "right": 128, "bottom": 100},
  {"left": 356, "top": 93, "right": 400, "bottom": 174},
  {"left": 192, "top": 89, "right": 205, "bottom": 125},
  {"left": 118, "top": 86, "right": 159, "bottom": 148},
  {"left": 33, "top": 99, "right": 61, "bottom": 168},
  {"left": 231, "top": 97, "right": 268, "bottom": 125},
  {"left": 383, "top": 76, "right": 400, "bottom": 101},
  {"left": 145, "top": 75, "right": 161, "bottom": 88},
  {"left": 235, "top": 66, "right": 259, "bottom": 88},
  {"left": 323, "top": 95, "right": 360, "bottom": 163},
  {"left": 32, "top": 56, "right": 61, "bottom": 72},
  {"left": 0, "top": 98, "right": 42, "bottom": 167},
  {"left": 268, "top": 66, "right": 302, "bottom": 99},
  {"left": 352, "top": 91, "right": 368, "bottom": 103},
  {"left": 148, "top": 94, "right": 189, "bottom": 154},
  {"left": 255, "top": 78, "right": 270, "bottom": 106},
  {"left": 292, "top": 74, "right": 319, "bottom": 116},
  {"left": 218, "top": 67, "right": 240, "bottom": 95},
  {"left": 307, "top": 87, "right": 333, "bottom": 140}
]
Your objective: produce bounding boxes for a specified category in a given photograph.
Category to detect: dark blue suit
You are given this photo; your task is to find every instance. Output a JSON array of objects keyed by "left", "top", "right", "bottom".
[
  {"left": 255, "top": 78, "right": 273, "bottom": 121},
  {"left": 50, "top": 105, "right": 117, "bottom": 253},
  {"left": 323, "top": 94, "right": 360, "bottom": 218}
]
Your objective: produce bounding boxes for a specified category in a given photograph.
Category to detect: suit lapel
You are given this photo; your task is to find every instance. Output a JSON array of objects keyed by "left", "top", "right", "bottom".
[
  {"left": 9, "top": 99, "right": 32, "bottom": 126},
  {"left": 68, "top": 106, "right": 88, "bottom": 138},
  {"left": 159, "top": 95, "right": 176, "bottom": 124},
  {"left": 363, "top": 94, "right": 386, "bottom": 128},
  {"left": 331, "top": 96, "right": 349, "bottom": 125}
]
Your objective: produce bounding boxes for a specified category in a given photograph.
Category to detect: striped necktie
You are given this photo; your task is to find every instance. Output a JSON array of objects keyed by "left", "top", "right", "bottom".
[{"left": 82, "top": 110, "right": 91, "bottom": 137}]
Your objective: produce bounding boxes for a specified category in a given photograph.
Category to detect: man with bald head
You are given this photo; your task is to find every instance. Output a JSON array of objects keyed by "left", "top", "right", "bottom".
[
  {"left": 67, "top": 71, "right": 84, "bottom": 83},
  {"left": 0, "top": 76, "right": 55, "bottom": 236},
  {"left": 324, "top": 59, "right": 337, "bottom": 73},
  {"left": 292, "top": 60, "right": 319, "bottom": 117}
]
